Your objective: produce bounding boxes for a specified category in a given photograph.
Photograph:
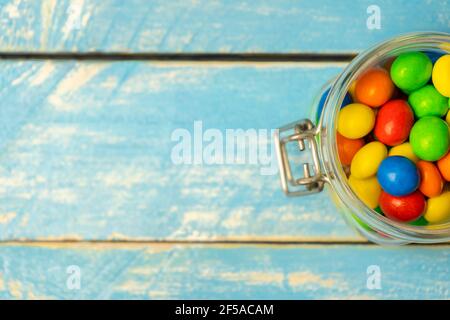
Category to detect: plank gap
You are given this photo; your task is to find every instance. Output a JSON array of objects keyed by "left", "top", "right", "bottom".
[
  {"left": 1, "top": 240, "right": 450, "bottom": 249},
  {"left": 0, "top": 52, "right": 356, "bottom": 62},
  {"left": 0, "top": 239, "right": 372, "bottom": 246}
]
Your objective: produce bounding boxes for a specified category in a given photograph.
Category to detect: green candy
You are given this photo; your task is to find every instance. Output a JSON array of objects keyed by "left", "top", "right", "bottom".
[
  {"left": 352, "top": 214, "right": 372, "bottom": 232},
  {"left": 409, "top": 216, "right": 428, "bottom": 226},
  {"left": 410, "top": 116, "right": 449, "bottom": 161},
  {"left": 408, "top": 85, "right": 448, "bottom": 118},
  {"left": 390, "top": 52, "right": 432, "bottom": 93}
]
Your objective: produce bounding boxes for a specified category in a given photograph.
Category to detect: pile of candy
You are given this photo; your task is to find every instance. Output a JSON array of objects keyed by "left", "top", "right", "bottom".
[{"left": 337, "top": 52, "right": 450, "bottom": 225}]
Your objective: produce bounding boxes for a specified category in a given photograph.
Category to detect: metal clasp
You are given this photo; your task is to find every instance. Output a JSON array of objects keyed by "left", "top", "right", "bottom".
[{"left": 274, "top": 119, "right": 325, "bottom": 196}]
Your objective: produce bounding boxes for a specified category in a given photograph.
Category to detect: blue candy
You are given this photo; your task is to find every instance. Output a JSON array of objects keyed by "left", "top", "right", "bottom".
[
  {"left": 424, "top": 50, "right": 444, "bottom": 64},
  {"left": 316, "top": 88, "right": 352, "bottom": 122},
  {"left": 377, "top": 156, "right": 420, "bottom": 196}
]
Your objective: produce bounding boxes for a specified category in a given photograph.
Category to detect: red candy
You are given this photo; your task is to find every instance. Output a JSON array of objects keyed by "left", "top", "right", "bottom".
[
  {"left": 379, "top": 191, "right": 426, "bottom": 222},
  {"left": 374, "top": 99, "right": 414, "bottom": 146}
]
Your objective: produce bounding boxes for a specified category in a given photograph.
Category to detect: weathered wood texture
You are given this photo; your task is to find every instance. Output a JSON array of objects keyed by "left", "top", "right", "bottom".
[
  {"left": 0, "top": 0, "right": 448, "bottom": 53},
  {"left": 0, "top": 244, "right": 448, "bottom": 299},
  {"left": 0, "top": 60, "right": 363, "bottom": 241},
  {"left": 0, "top": 1, "right": 449, "bottom": 301}
]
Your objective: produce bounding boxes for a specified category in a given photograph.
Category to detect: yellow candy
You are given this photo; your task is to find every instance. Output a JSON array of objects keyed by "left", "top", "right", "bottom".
[
  {"left": 439, "top": 43, "right": 450, "bottom": 52},
  {"left": 351, "top": 141, "right": 387, "bottom": 179},
  {"left": 424, "top": 191, "right": 450, "bottom": 223},
  {"left": 348, "top": 81, "right": 358, "bottom": 102},
  {"left": 446, "top": 110, "right": 450, "bottom": 126},
  {"left": 349, "top": 175, "right": 381, "bottom": 209},
  {"left": 432, "top": 55, "right": 450, "bottom": 97},
  {"left": 388, "top": 142, "right": 419, "bottom": 163},
  {"left": 337, "top": 103, "right": 375, "bottom": 139}
]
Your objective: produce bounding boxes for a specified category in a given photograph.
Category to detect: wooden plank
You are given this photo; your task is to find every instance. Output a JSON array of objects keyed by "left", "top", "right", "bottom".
[
  {"left": 0, "top": 60, "right": 365, "bottom": 241},
  {"left": 0, "top": 243, "right": 448, "bottom": 299},
  {"left": 0, "top": 0, "right": 448, "bottom": 53}
]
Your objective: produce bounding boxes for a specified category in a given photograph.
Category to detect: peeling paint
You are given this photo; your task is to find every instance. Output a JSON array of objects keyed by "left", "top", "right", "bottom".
[
  {"left": 0, "top": 273, "right": 4, "bottom": 291},
  {"left": 48, "top": 64, "right": 106, "bottom": 111},
  {"left": 0, "top": 212, "right": 17, "bottom": 224},
  {"left": 40, "top": 0, "right": 57, "bottom": 48},
  {"left": 8, "top": 280, "right": 23, "bottom": 299},
  {"left": 182, "top": 211, "right": 220, "bottom": 225},
  {"left": 287, "top": 271, "right": 337, "bottom": 289},
  {"left": 221, "top": 207, "right": 253, "bottom": 229},
  {"left": 128, "top": 266, "right": 159, "bottom": 276},
  {"left": 219, "top": 271, "right": 284, "bottom": 286},
  {"left": 29, "top": 62, "right": 56, "bottom": 86},
  {"left": 115, "top": 280, "right": 148, "bottom": 294}
]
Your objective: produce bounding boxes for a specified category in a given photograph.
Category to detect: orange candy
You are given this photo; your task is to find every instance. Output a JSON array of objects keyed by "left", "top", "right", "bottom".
[
  {"left": 337, "top": 132, "right": 365, "bottom": 166},
  {"left": 437, "top": 152, "right": 450, "bottom": 181},
  {"left": 355, "top": 68, "right": 395, "bottom": 107},
  {"left": 417, "top": 161, "right": 444, "bottom": 198}
]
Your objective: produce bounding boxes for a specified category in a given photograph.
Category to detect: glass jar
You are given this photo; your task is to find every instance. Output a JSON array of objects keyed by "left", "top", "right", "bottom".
[{"left": 275, "top": 32, "right": 450, "bottom": 245}]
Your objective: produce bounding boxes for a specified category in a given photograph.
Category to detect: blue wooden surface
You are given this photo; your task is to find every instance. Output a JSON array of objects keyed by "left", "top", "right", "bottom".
[
  {"left": 0, "top": 60, "right": 361, "bottom": 241},
  {"left": 0, "top": 0, "right": 449, "bottom": 300},
  {"left": 0, "top": 0, "right": 448, "bottom": 53},
  {"left": 0, "top": 244, "right": 448, "bottom": 299}
]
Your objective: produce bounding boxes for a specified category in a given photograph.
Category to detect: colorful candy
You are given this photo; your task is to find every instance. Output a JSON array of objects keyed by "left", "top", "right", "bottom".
[
  {"left": 355, "top": 68, "right": 394, "bottom": 107},
  {"left": 374, "top": 206, "right": 384, "bottom": 215},
  {"left": 337, "top": 103, "right": 375, "bottom": 139},
  {"left": 432, "top": 55, "right": 450, "bottom": 97},
  {"left": 351, "top": 214, "right": 372, "bottom": 231},
  {"left": 390, "top": 51, "right": 432, "bottom": 93},
  {"left": 417, "top": 161, "right": 444, "bottom": 198},
  {"left": 335, "top": 50, "right": 450, "bottom": 227},
  {"left": 348, "top": 81, "right": 358, "bottom": 102},
  {"left": 410, "top": 116, "right": 449, "bottom": 161},
  {"left": 351, "top": 142, "right": 387, "bottom": 179},
  {"left": 409, "top": 216, "right": 428, "bottom": 226},
  {"left": 336, "top": 133, "right": 365, "bottom": 166},
  {"left": 377, "top": 156, "right": 420, "bottom": 196},
  {"left": 423, "top": 192, "right": 450, "bottom": 223},
  {"left": 408, "top": 84, "right": 448, "bottom": 118},
  {"left": 437, "top": 152, "right": 450, "bottom": 181},
  {"left": 379, "top": 190, "right": 426, "bottom": 222},
  {"left": 374, "top": 99, "right": 414, "bottom": 146},
  {"left": 316, "top": 88, "right": 352, "bottom": 122},
  {"left": 349, "top": 175, "right": 381, "bottom": 209},
  {"left": 388, "top": 142, "right": 419, "bottom": 163},
  {"left": 425, "top": 51, "right": 444, "bottom": 64}
]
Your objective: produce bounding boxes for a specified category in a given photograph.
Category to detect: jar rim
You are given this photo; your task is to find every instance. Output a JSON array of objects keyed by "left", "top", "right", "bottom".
[{"left": 320, "top": 32, "right": 450, "bottom": 243}]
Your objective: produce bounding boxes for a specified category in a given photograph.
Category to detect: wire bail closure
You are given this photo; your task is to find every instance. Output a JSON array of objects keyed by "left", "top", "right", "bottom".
[{"left": 274, "top": 119, "right": 325, "bottom": 196}]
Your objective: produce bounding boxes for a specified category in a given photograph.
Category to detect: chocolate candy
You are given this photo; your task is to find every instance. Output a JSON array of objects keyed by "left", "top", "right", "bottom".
[
  {"left": 390, "top": 51, "right": 432, "bottom": 93},
  {"left": 417, "top": 161, "right": 444, "bottom": 198},
  {"left": 337, "top": 103, "right": 375, "bottom": 139},
  {"left": 432, "top": 55, "right": 450, "bottom": 97},
  {"left": 424, "top": 192, "right": 450, "bottom": 223},
  {"left": 410, "top": 116, "right": 449, "bottom": 162},
  {"left": 374, "top": 99, "right": 414, "bottom": 146},
  {"left": 355, "top": 68, "right": 394, "bottom": 107},
  {"left": 336, "top": 50, "right": 450, "bottom": 227},
  {"left": 408, "top": 84, "right": 448, "bottom": 118},
  {"left": 379, "top": 190, "right": 426, "bottom": 222},
  {"left": 377, "top": 156, "right": 420, "bottom": 197},
  {"left": 351, "top": 142, "right": 387, "bottom": 179}
]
